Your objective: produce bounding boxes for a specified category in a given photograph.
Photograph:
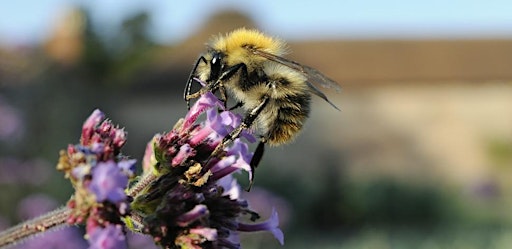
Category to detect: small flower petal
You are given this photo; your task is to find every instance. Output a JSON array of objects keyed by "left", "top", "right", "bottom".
[
  {"left": 207, "top": 109, "right": 230, "bottom": 137},
  {"left": 88, "top": 161, "right": 128, "bottom": 203},
  {"left": 189, "top": 227, "right": 218, "bottom": 241},
  {"left": 113, "top": 128, "right": 127, "bottom": 148},
  {"left": 209, "top": 155, "right": 238, "bottom": 181},
  {"left": 216, "top": 175, "right": 241, "bottom": 200},
  {"left": 117, "top": 159, "right": 136, "bottom": 177},
  {"left": 237, "top": 208, "right": 284, "bottom": 245},
  {"left": 183, "top": 92, "right": 224, "bottom": 130},
  {"left": 208, "top": 140, "right": 254, "bottom": 183},
  {"left": 82, "top": 109, "right": 105, "bottom": 145},
  {"left": 172, "top": 144, "right": 195, "bottom": 167},
  {"left": 142, "top": 135, "right": 159, "bottom": 173},
  {"left": 71, "top": 164, "right": 91, "bottom": 181},
  {"left": 219, "top": 111, "right": 239, "bottom": 131},
  {"left": 176, "top": 204, "right": 209, "bottom": 227}
]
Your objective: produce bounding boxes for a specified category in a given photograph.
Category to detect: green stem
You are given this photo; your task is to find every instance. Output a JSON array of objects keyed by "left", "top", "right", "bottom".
[
  {"left": 127, "top": 171, "right": 156, "bottom": 198},
  {"left": 0, "top": 206, "right": 72, "bottom": 248}
]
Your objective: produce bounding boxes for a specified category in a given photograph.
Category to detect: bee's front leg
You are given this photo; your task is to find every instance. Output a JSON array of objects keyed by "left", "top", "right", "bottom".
[
  {"left": 185, "top": 81, "right": 221, "bottom": 102},
  {"left": 218, "top": 84, "right": 229, "bottom": 109},
  {"left": 208, "top": 96, "right": 269, "bottom": 189}
]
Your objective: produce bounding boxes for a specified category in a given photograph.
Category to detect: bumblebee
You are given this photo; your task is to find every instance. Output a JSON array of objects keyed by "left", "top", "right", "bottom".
[{"left": 184, "top": 28, "right": 340, "bottom": 183}]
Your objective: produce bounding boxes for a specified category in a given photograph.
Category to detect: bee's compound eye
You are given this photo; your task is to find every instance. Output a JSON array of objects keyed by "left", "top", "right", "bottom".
[
  {"left": 209, "top": 52, "right": 223, "bottom": 80},
  {"left": 212, "top": 53, "right": 222, "bottom": 65}
]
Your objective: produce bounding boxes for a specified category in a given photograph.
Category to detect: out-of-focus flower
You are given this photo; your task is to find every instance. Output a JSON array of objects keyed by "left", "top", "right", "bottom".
[
  {"left": 130, "top": 91, "right": 284, "bottom": 248},
  {"left": 126, "top": 231, "right": 159, "bottom": 249},
  {"left": 89, "top": 161, "right": 129, "bottom": 203},
  {"left": 0, "top": 158, "right": 51, "bottom": 186},
  {"left": 17, "top": 194, "right": 59, "bottom": 220},
  {"left": 89, "top": 224, "right": 127, "bottom": 249},
  {"left": 57, "top": 109, "right": 135, "bottom": 249},
  {"left": 0, "top": 97, "right": 24, "bottom": 140},
  {"left": 12, "top": 226, "right": 88, "bottom": 249}
]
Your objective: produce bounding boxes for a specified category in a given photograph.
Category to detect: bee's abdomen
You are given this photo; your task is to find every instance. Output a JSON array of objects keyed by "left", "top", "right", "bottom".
[{"left": 265, "top": 93, "right": 311, "bottom": 146}]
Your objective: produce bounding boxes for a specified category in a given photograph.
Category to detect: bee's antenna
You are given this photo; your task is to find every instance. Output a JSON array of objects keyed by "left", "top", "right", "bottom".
[{"left": 184, "top": 56, "right": 207, "bottom": 110}]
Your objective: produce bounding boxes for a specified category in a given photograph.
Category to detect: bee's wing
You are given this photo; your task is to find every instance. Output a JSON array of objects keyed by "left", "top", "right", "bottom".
[{"left": 248, "top": 48, "right": 341, "bottom": 110}]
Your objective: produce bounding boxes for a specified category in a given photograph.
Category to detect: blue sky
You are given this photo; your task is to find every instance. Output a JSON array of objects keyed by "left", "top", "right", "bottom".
[{"left": 1, "top": 0, "right": 512, "bottom": 45}]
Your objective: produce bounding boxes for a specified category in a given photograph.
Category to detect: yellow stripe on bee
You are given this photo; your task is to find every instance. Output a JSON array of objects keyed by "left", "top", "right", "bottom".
[{"left": 210, "top": 28, "right": 287, "bottom": 68}]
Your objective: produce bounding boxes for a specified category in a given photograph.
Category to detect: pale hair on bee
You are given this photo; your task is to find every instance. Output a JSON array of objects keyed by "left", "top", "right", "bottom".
[{"left": 184, "top": 28, "right": 341, "bottom": 186}]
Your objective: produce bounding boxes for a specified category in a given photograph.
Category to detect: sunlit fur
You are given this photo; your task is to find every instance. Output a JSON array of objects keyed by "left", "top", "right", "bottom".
[
  {"left": 254, "top": 64, "right": 311, "bottom": 145},
  {"left": 211, "top": 28, "right": 288, "bottom": 68},
  {"left": 195, "top": 28, "right": 313, "bottom": 146}
]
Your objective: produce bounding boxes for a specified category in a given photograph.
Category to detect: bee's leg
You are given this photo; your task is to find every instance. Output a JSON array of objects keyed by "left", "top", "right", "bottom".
[
  {"left": 246, "top": 140, "right": 265, "bottom": 191},
  {"left": 184, "top": 56, "right": 207, "bottom": 110},
  {"left": 185, "top": 79, "right": 223, "bottom": 103},
  {"left": 251, "top": 139, "right": 265, "bottom": 170},
  {"left": 186, "top": 63, "right": 248, "bottom": 108},
  {"left": 228, "top": 102, "right": 244, "bottom": 111},
  {"left": 185, "top": 87, "right": 209, "bottom": 101},
  {"left": 218, "top": 83, "right": 229, "bottom": 109},
  {"left": 214, "top": 63, "right": 248, "bottom": 109},
  {"left": 217, "top": 63, "right": 247, "bottom": 84},
  {"left": 209, "top": 96, "right": 269, "bottom": 190},
  {"left": 209, "top": 96, "right": 269, "bottom": 162}
]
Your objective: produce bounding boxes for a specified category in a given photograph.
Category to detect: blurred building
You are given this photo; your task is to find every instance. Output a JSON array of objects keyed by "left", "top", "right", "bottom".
[
  {"left": 2, "top": 8, "right": 512, "bottom": 190},
  {"left": 43, "top": 7, "right": 85, "bottom": 66},
  {"left": 146, "top": 10, "right": 512, "bottom": 189}
]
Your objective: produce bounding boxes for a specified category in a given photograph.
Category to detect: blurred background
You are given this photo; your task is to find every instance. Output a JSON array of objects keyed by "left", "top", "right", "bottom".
[{"left": 1, "top": 1, "right": 512, "bottom": 248}]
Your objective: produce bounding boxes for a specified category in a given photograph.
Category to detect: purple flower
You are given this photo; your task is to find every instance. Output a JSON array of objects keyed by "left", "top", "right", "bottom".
[
  {"left": 189, "top": 227, "right": 217, "bottom": 241},
  {"left": 0, "top": 158, "right": 51, "bottom": 186},
  {"left": 215, "top": 175, "right": 241, "bottom": 200},
  {"left": 130, "top": 91, "right": 284, "bottom": 249},
  {"left": 51, "top": 94, "right": 282, "bottom": 249},
  {"left": 61, "top": 110, "right": 135, "bottom": 249},
  {"left": 88, "top": 161, "right": 128, "bottom": 203},
  {"left": 226, "top": 139, "right": 253, "bottom": 170},
  {"left": 17, "top": 194, "right": 58, "bottom": 220},
  {"left": 125, "top": 232, "right": 159, "bottom": 249},
  {"left": 82, "top": 109, "right": 105, "bottom": 145},
  {"left": 118, "top": 159, "right": 137, "bottom": 178},
  {"left": 219, "top": 111, "right": 256, "bottom": 143},
  {"left": 0, "top": 98, "right": 24, "bottom": 140},
  {"left": 237, "top": 208, "right": 284, "bottom": 245},
  {"left": 89, "top": 224, "right": 127, "bottom": 249},
  {"left": 113, "top": 128, "right": 127, "bottom": 148},
  {"left": 176, "top": 204, "right": 209, "bottom": 227},
  {"left": 183, "top": 92, "right": 224, "bottom": 130},
  {"left": 210, "top": 139, "right": 253, "bottom": 181},
  {"left": 171, "top": 144, "right": 195, "bottom": 167},
  {"left": 13, "top": 227, "right": 88, "bottom": 249}
]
